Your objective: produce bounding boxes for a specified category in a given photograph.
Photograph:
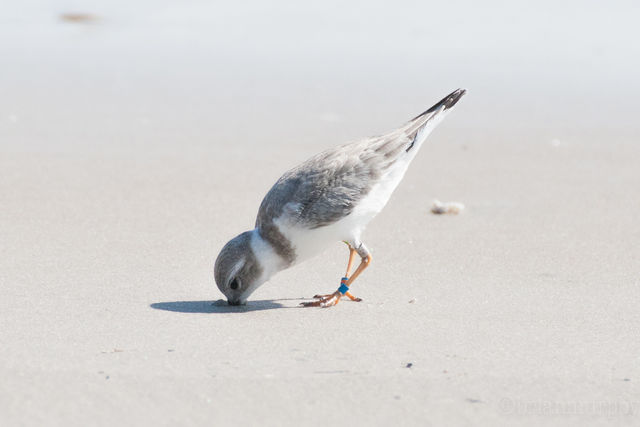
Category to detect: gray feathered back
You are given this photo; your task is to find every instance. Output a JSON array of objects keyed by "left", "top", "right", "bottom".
[{"left": 255, "top": 89, "right": 466, "bottom": 252}]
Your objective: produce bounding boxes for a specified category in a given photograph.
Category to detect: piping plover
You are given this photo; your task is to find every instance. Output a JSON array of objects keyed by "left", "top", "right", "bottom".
[{"left": 215, "top": 88, "right": 466, "bottom": 307}]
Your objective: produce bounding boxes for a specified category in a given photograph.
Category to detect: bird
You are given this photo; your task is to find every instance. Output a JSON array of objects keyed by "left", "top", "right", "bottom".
[{"left": 214, "top": 88, "right": 466, "bottom": 307}]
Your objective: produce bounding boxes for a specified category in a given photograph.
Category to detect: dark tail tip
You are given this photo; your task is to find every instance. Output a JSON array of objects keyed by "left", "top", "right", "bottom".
[
  {"left": 440, "top": 88, "right": 466, "bottom": 110},
  {"left": 412, "top": 88, "right": 467, "bottom": 121}
]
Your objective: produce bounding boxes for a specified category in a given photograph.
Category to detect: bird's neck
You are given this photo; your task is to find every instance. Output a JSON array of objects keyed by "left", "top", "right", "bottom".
[{"left": 249, "top": 228, "right": 291, "bottom": 280}]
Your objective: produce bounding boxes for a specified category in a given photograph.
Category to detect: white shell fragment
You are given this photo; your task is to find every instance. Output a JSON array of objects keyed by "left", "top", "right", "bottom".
[{"left": 431, "top": 199, "right": 465, "bottom": 215}]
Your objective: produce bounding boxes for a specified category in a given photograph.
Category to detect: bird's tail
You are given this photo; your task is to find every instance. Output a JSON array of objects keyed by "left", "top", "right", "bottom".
[{"left": 403, "top": 88, "right": 466, "bottom": 153}]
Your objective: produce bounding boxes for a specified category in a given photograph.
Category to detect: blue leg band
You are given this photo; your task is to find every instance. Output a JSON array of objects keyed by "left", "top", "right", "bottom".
[{"left": 338, "top": 283, "right": 349, "bottom": 295}]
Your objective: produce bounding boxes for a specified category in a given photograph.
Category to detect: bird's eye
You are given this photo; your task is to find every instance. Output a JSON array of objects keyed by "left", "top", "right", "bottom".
[{"left": 229, "top": 278, "right": 240, "bottom": 290}]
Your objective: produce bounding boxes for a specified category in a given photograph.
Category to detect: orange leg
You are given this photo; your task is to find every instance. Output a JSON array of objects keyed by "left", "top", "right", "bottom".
[
  {"left": 345, "top": 254, "right": 371, "bottom": 289},
  {"left": 344, "top": 245, "right": 357, "bottom": 276},
  {"left": 312, "top": 245, "right": 357, "bottom": 299},
  {"left": 302, "top": 243, "right": 371, "bottom": 308},
  {"left": 341, "top": 245, "right": 366, "bottom": 301}
]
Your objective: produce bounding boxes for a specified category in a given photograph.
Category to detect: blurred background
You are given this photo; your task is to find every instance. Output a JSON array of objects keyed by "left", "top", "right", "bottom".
[{"left": 2, "top": 0, "right": 639, "bottom": 153}]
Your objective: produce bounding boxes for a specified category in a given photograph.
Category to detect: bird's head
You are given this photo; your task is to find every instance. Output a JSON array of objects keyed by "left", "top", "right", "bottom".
[{"left": 214, "top": 231, "right": 264, "bottom": 305}]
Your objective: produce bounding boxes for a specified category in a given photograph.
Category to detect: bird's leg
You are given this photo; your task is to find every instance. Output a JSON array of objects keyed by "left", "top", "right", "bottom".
[
  {"left": 340, "top": 243, "right": 364, "bottom": 302},
  {"left": 345, "top": 251, "right": 371, "bottom": 295},
  {"left": 340, "top": 247, "right": 362, "bottom": 302},
  {"left": 311, "top": 244, "right": 357, "bottom": 300},
  {"left": 302, "top": 243, "right": 371, "bottom": 308},
  {"left": 344, "top": 244, "right": 357, "bottom": 275}
]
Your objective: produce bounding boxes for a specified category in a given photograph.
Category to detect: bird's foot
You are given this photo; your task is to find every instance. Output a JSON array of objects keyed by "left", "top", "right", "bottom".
[
  {"left": 301, "top": 278, "right": 362, "bottom": 308},
  {"left": 301, "top": 291, "right": 342, "bottom": 308},
  {"left": 311, "top": 291, "right": 361, "bottom": 301}
]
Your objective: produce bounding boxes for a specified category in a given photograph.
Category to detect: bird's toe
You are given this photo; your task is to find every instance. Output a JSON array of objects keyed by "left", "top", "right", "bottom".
[{"left": 301, "top": 291, "right": 342, "bottom": 308}]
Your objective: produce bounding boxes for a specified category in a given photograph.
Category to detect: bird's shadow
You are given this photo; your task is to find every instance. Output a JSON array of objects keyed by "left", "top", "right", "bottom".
[{"left": 150, "top": 298, "right": 303, "bottom": 313}]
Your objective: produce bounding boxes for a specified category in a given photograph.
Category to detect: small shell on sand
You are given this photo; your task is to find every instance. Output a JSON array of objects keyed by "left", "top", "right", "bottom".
[{"left": 431, "top": 199, "right": 465, "bottom": 215}]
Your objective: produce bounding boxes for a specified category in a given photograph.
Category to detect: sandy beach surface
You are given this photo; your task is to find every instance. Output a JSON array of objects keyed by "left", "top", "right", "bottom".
[{"left": 2, "top": 2, "right": 639, "bottom": 426}]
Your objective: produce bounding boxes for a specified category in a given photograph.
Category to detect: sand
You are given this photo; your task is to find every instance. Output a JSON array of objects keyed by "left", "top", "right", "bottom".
[{"left": 1, "top": 2, "right": 639, "bottom": 426}]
